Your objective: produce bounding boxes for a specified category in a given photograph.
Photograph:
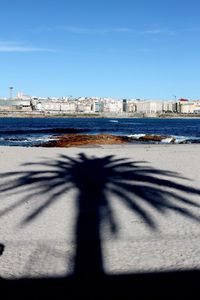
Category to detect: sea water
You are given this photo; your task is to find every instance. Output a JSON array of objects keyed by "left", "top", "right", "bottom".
[{"left": 0, "top": 117, "right": 200, "bottom": 146}]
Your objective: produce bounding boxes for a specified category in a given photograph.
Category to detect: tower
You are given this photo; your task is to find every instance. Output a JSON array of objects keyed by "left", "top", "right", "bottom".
[{"left": 9, "top": 86, "right": 13, "bottom": 99}]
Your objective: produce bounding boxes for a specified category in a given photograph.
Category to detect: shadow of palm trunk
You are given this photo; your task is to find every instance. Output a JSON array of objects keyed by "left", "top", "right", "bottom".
[{"left": 74, "top": 190, "right": 104, "bottom": 277}]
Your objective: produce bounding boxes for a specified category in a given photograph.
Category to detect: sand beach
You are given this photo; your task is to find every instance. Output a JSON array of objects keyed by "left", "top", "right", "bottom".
[{"left": 0, "top": 143, "right": 200, "bottom": 281}]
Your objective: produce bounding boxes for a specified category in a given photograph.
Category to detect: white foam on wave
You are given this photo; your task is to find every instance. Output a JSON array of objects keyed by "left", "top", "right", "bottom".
[
  {"left": 0, "top": 135, "right": 57, "bottom": 145},
  {"left": 127, "top": 134, "right": 146, "bottom": 139},
  {"left": 26, "top": 136, "right": 56, "bottom": 142},
  {"left": 163, "top": 135, "right": 200, "bottom": 144},
  {"left": 173, "top": 136, "right": 187, "bottom": 144},
  {"left": 161, "top": 137, "right": 174, "bottom": 144},
  {"left": 128, "top": 134, "right": 200, "bottom": 144},
  {"left": 109, "top": 120, "right": 119, "bottom": 123},
  {"left": 173, "top": 135, "right": 199, "bottom": 143}
]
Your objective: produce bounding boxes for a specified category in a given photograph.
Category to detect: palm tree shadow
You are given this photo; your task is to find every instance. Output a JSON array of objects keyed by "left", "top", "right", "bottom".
[{"left": 1, "top": 153, "right": 200, "bottom": 297}]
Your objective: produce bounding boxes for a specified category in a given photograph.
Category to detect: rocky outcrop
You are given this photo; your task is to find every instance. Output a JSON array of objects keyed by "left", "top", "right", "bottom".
[
  {"left": 41, "top": 134, "right": 131, "bottom": 147},
  {"left": 135, "top": 135, "right": 175, "bottom": 142},
  {"left": 39, "top": 133, "right": 177, "bottom": 147}
]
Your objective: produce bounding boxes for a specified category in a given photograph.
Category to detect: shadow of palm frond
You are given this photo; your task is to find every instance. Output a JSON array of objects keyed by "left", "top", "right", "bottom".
[{"left": 0, "top": 153, "right": 200, "bottom": 276}]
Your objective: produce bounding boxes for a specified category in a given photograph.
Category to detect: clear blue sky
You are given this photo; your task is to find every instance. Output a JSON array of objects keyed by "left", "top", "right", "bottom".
[{"left": 1, "top": 0, "right": 200, "bottom": 99}]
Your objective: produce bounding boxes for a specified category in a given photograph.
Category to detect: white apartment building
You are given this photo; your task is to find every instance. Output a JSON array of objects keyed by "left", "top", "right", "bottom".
[
  {"left": 162, "top": 101, "right": 177, "bottom": 112},
  {"left": 32, "top": 100, "right": 75, "bottom": 112},
  {"left": 32, "top": 99, "right": 94, "bottom": 113},
  {"left": 60, "top": 102, "right": 77, "bottom": 112},
  {"left": 180, "top": 100, "right": 200, "bottom": 113},
  {"left": 76, "top": 102, "right": 93, "bottom": 113},
  {"left": 136, "top": 101, "right": 163, "bottom": 114},
  {"left": 34, "top": 101, "right": 61, "bottom": 111},
  {"left": 102, "top": 99, "right": 123, "bottom": 113},
  {"left": 127, "top": 100, "right": 137, "bottom": 112}
]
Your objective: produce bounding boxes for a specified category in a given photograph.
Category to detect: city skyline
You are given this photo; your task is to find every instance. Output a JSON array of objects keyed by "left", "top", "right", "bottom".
[{"left": 1, "top": 0, "right": 200, "bottom": 99}]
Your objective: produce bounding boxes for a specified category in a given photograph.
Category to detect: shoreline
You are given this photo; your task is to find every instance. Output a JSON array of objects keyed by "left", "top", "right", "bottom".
[
  {"left": 1, "top": 132, "right": 200, "bottom": 147},
  {"left": 0, "top": 112, "right": 200, "bottom": 119}
]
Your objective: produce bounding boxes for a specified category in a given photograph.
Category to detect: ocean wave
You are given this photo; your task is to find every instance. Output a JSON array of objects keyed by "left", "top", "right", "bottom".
[
  {"left": 0, "top": 135, "right": 57, "bottom": 147},
  {"left": 170, "top": 135, "right": 200, "bottom": 144},
  {"left": 127, "top": 134, "right": 200, "bottom": 144},
  {"left": 160, "top": 137, "right": 175, "bottom": 144},
  {"left": 128, "top": 134, "right": 146, "bottom": 139},
  {"left": 3, "top": 136, "right": 54, "bottom": 142},
  {"left": 1, "top": 131, "right": 200, "bottom": 146}
]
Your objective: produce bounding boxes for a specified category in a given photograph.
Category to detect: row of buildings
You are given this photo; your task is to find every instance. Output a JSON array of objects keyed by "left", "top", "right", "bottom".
[{"left": 0, "top": 93, "right": 200, "bottom": 115}]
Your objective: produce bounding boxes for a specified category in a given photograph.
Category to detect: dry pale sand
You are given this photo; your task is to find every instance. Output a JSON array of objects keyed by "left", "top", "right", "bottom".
[{"left": 0, "top": 144, "right": 200, "bottom": 279}]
